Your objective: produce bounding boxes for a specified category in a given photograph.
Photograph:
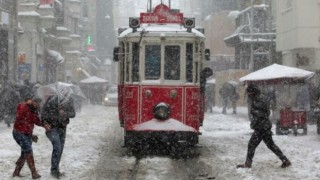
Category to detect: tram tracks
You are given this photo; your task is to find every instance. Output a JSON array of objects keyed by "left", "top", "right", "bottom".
[
  {"left": 125, "top": 144, "right": 215, "bottom": 180},
  {"left": 129, "top": 157, "right": 141, "bottom": 180}
]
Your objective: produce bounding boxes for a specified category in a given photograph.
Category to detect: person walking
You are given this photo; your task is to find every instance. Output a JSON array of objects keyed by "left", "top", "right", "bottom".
[
  {"left": 12, "top": 96, "right": 50, "bottom": 179},
  {"left": 230, "top": 90, "right": 240, "bottom": 114},
  {"left": 219, "top": 83, "right": 232, "bottom": 114},
  {"left": 0, "top": 83, "right": 20, "bottom": 127},
  {"left": 237, "top": 84, "right": 291, "bottom": 168},
  {"left": 41, "top": 86, "right": 76, "bottom": 178}
]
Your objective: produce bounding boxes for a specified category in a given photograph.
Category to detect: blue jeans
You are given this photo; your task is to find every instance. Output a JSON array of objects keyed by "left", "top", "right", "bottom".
[
  {"left": 46, "top": 127, "right": 66, "bottom": 172},
  {"left": 12, "top": 130, "right": 33, "bottom": 154}
]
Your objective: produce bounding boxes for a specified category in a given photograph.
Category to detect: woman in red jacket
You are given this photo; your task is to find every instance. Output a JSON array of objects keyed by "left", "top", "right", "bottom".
[{"left": 12, "top": 96, "right": 50, "bottom": 179}]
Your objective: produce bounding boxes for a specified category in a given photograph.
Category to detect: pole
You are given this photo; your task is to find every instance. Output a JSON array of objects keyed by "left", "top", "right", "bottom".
[{"left": 249, "top": 0, "right": 254, "bottom": 71}]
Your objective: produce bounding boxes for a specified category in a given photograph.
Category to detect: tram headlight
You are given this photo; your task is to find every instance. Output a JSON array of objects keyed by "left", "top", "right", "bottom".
[
  {"left": 153, "top": 103, "right": 170, "bottom": 121},
  {"left": 129, "top": 17, "right": 140, "bottom": 28},
  {"left": 183, "top": 18, "right": 195, "bottom": 28}
]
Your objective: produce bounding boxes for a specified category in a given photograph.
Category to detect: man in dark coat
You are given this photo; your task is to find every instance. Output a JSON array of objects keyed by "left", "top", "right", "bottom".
[
  {"left": 219, "top": 83, "right": 233, "bottom": 114},
  {"left": 41, "top": 87, "right": 75, "bottom": 178},
  {"left": 0, "top": 84, "right": 21, "bottom": 127},
  {"left": 237, "top": 84, "right": 291, "bottom": 168}
]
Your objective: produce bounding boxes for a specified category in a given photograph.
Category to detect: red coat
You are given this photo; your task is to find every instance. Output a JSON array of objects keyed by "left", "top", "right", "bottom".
[{"left": 13, "top": 103, "right": 42, "bottom": 135}]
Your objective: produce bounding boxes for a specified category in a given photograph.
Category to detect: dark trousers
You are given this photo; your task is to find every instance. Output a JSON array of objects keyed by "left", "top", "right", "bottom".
[
  {"left": 46, "top": 127, "right": 66, "bottom": 173},
  {"left": 246, "top": 129, "right": 287, "bottom": 163}
]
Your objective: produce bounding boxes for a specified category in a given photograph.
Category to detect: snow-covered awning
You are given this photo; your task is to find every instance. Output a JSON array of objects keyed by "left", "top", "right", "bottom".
[
  {"left": 224, "top": 25, "right": 276, "bottom": 47},
  {"left": 239, "top": 64, "right": 315, "bottom": 85},
  {"left": 80, "top": 76, "right": 108, "bottom": 84},
  {"left": 46, "top": 50, "right": 64, "bottom": 64}
]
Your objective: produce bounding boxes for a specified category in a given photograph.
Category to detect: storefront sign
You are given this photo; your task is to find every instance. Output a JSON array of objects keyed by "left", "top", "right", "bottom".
[{"left": 18, "top": 63, "right": 31, "bottom": 80}]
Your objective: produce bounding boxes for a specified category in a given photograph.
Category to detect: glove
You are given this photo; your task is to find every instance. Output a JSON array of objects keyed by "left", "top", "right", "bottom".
[{"left": 32, "top": 135, "right": 38, "bottom": 143}]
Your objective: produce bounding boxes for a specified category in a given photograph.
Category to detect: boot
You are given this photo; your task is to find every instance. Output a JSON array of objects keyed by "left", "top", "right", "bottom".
[
  {"left": 236, "top": 161, "right": 252, "bottom": 168},
  {"left": 26, "top": 153, "right": 41, "bottom": 179},
  {"left": 281, "top": 159, "right": 291, "bottom": 168},
  {"left": 12, "top": 155, "right": 26, "bottom": 177}
]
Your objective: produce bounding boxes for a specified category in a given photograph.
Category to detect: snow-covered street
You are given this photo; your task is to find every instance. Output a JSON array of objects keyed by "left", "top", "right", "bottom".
[{"left": 1, "top": 105, "right": 320, "bottom": 179}]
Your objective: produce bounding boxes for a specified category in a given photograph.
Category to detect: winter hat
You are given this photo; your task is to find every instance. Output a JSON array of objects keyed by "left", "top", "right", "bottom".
[{"left": 246, "top": 84, "right": 260, "bottom": 94}]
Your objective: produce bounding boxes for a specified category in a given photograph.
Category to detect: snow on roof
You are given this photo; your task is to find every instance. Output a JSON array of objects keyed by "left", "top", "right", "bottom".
[
  {"left": 39, "top": 4, "right": 53, "bottom": 9},
  {"left": 70, "top": 34, "right": 81, "bottom": 38},
  {"left": 227, "top": 11, "right": 240, "bottom": 20},
  {"left": 20, "top": 3, "right": 37, "bottom": 6},
  {"left": 69, "top": 0, "right": 81, "bottom": 3},
  {"left": 133, "top": 118, "right": 197, "bottom": 132},
  {"left": 239, "top": 63, "right": 315, "bottom": 83},
  {"left": 41, "top": 15, "right": 55, "bottom": 18},
  {"left": 119, "top": 24, "right": 205, "bottom": 38},
  {"left": 56, "top": 26, "right": 69, "bottom": 31},
  {"left": 238, "top": 4, "right": 269, "bottom": 16},
  {"left": 47, "top": 49, "right": 64, "bottom": 64},
  {"left": 207, "top": 78, "right": 216, "bottom": 84},
  {"left": 66, "top": 50, "right": 82, "bottom": 55},
  {"left": 80, "top": 76, "right": 108, "bottom": 83},
  {"left": 18, "top": 11, "right": 41, "bottom": 17},
  {"left": 57, "top": 37, "right": 72, "bottom": 41}
]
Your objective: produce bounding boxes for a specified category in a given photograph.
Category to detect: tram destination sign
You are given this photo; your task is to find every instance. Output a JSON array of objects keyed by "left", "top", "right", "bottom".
[{"left": 140, "top": 4, "right": 183, "bottom": 24}]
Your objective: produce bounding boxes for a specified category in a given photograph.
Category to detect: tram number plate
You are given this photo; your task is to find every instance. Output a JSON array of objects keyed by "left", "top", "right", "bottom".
[
  {"left": 191, "top": 92, "right": 200, "bottom": 99},
  {"left": 125, "top": 91, "right": 134, "bottom": 98}
]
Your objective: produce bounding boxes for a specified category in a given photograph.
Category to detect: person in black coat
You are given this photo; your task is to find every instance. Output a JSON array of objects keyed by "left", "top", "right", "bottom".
[
  {"left": 41, "top": 86, "right": 75, "bottom": 178},
  {"left": 237, "top": 84, "right": 291, "bottom": 169}
]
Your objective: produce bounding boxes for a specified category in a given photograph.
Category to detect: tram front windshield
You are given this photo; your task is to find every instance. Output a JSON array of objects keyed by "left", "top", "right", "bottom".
[{"left": 145, "top": 45, "right": 182, "bottom": 81}]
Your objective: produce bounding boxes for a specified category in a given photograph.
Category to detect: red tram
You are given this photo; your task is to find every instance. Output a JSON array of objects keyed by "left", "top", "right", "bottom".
[{"left": 113, "top": 1, "right": 212, "bottom": 147}]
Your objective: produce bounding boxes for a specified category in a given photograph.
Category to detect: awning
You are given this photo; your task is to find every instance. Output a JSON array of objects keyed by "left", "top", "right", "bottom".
[
  {"left": 80, "top": 76, "right": 108, "bottom": 84},
  {"left": 47, "top": 50, "right": 64, "bottom": 64},
  {"left": 224, "top": 25, "right": 275, "bottom": 47}
]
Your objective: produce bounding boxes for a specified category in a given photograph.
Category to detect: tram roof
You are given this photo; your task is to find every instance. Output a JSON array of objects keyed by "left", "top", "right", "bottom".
[{"left": 119, "top": 24, "right": 205, "bottom": 38}]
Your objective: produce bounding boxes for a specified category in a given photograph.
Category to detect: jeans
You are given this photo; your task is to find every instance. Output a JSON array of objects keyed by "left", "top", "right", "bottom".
[
  {"left": 13, "top": 130, "right": 32, "bottom": 154},
  {"left": 46, "top": 127, "right": 66, "bottom": 172}
]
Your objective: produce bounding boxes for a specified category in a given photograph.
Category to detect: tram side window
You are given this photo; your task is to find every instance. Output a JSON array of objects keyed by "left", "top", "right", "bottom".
[
  {"left": 186, "top": 43, "right": 193, "bottom": 82},
  {"left": 145, "top": 45, "right": 161, "bottom": 80},
  {"left": 165, "top": 46, "right": 180, "bottom": 80},
  {"left": 132, "top": 43, "right": 140, "bottom": 82},
  {"left": 119, "top": 43, "right": 125, "bottom": 84},
  {"left": 126, "top": 43, "right": 130, "bottom": 82}
]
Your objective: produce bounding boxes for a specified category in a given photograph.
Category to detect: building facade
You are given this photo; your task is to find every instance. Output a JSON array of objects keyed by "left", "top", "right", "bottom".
[
  {"left": 0, "top": 0, "right": 18, "bottom": 84},
  {"left": 275, "top": 0, "right": 320, "bottom": 80}
]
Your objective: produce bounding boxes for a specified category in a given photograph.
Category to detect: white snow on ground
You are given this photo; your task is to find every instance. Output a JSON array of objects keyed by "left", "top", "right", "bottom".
[{"left": 1, "top": 105, "right": 320, "bottom": 179}]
